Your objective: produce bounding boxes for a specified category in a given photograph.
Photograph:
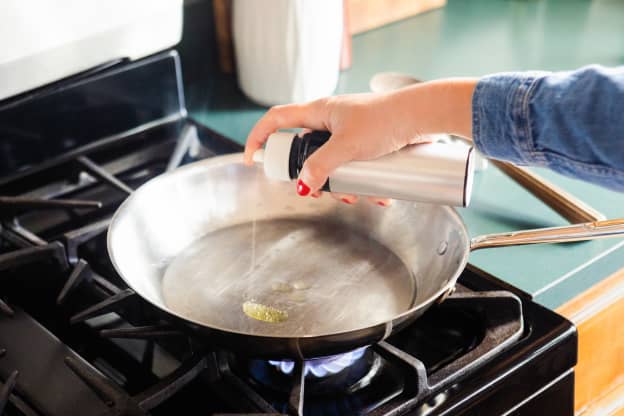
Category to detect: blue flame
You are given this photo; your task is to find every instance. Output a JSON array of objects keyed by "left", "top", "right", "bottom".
[{"left": 268, "top": 347, "right": 367, "bottom": 377}]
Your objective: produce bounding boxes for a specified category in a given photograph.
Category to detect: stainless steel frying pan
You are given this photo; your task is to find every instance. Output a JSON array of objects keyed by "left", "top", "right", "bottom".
[{"left": 107, "top": 153, "right": 624, "bottom": 359}]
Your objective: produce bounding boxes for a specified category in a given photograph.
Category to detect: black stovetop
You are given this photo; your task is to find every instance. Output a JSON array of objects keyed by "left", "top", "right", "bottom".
[{"left": 0, "top": 51, "right": 577, "bottom": 416}]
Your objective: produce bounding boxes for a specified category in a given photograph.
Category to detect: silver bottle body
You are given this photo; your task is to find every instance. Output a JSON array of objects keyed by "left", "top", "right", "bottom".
[{"left": 329, "top": 143, "right": 474, "bottom": 206}]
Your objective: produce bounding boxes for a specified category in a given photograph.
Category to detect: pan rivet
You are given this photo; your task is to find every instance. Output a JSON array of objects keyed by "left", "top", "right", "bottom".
[{"left": 437, "top": 241, "right": 448, "bottom": 255}]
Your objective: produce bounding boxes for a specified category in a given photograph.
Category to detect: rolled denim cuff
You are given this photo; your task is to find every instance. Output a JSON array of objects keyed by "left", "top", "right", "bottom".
[{"left": 472, "top": 72, "right": 546, "bottom": 165}]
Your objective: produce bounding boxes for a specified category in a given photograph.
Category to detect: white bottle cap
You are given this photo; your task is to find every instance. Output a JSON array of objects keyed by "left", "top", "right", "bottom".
[{"left": 259, "top": 131, "right": 296, "bottom": 181}]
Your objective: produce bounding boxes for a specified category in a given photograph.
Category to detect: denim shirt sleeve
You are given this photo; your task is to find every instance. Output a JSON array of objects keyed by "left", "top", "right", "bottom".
[{"left": 472, "top": 65, "right": 624, "bottom": 191}]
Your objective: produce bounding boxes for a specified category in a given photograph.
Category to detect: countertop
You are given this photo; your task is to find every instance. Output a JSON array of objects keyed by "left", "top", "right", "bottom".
[{"left": 184, "top": 0, "right": 624, "bottom": 309}]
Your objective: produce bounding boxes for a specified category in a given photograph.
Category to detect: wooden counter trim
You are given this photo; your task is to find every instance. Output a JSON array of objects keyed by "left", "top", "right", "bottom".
[
  {"left": 348, "top": 0, "right": 446, "bottom": 34},
  {"left": 556, "top": 269, "right": 624, "bottom": 415},
  {"left": 576, "top": 377, "right": 624, "bottom": 416}
]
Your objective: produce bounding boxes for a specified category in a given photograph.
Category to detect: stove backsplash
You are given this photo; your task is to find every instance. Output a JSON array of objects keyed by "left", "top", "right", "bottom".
[{"left": 0, "top": 51, "right": 187, "bottom": 177}]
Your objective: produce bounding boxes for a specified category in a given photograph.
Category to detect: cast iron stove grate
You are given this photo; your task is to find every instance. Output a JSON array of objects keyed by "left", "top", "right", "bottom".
[
  {"left": 0, "top": 118, "right": 524, "bottom": 415},
  {"left": 0, "top": 122, "right": 524, "bottom": 415}
]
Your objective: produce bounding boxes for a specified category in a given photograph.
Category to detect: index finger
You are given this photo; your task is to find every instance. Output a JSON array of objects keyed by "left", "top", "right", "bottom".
[{"left": 243, "top": 100, "right": 329, "bottom": 165}]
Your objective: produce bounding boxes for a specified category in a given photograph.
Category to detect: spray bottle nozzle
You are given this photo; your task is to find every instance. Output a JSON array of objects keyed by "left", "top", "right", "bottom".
[{"left": 252, "top": 149, "right": 265, "bottom": 164}]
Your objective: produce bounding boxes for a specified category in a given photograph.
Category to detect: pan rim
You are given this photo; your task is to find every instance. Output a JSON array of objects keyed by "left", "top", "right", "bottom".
[{"left": 107, "top": 153, "right": 471, "bottom": 341}]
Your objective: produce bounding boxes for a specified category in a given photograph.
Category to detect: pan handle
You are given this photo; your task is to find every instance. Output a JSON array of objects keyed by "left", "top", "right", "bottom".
[{"left": 470, "top": 218, "right": 624, "bottom": 251}]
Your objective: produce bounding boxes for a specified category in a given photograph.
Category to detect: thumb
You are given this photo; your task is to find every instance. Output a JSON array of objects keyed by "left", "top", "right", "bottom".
[{"left": 298, "top": 134, "right": 352, "bottom": 194}]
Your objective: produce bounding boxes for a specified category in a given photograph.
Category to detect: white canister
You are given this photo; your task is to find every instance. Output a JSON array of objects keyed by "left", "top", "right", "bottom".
[{"left": 232, "top": 0, "right": 343, "bottom": 106}]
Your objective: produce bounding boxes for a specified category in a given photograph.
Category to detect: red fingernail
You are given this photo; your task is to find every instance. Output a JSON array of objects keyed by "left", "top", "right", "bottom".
[
  {"left": 378, "top": 201, "right": 386, "bottom": 207},
  {"left": 297, "top": 179, "right": 310, "bottom": 196},
  {"left": 341, "top": 198, "right": 352, "bottom": 204}
]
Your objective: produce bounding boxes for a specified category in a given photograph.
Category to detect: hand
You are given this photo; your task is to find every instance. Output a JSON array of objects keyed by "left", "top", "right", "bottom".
[{"left": 243, "top": 79, "right": 476, "bottom": 204}]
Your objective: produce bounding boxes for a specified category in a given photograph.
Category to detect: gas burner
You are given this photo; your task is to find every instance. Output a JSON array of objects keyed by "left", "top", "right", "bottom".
[
  {"left": 237, "top": 348, "right": 405, "bottom": 414},
  {"left": 269, "top": 347, "right": 368, "bottom": 378},
  {"left": 247, "top": 347, "right": 384, "bottom": 396}
]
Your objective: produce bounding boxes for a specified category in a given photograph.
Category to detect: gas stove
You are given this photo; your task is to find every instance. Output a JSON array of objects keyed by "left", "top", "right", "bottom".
[{"left": 0, "top": 51, "right": 576, "bottom": 416}]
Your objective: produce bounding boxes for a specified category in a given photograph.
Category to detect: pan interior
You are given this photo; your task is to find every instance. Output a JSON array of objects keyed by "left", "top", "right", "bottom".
[
  {"left": 161, "top": 218, "right": 415, "bottom": 337},
  {"left": 108, "top": 155, "right": 470, "bottom": 340}
]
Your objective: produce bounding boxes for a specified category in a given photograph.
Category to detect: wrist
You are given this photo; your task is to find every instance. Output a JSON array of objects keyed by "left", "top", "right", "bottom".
[{"left": 394, "top": 78, "right": 477, "bottom": 140}]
